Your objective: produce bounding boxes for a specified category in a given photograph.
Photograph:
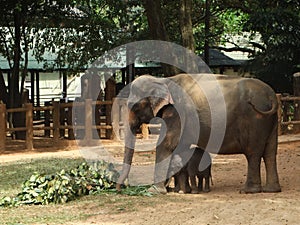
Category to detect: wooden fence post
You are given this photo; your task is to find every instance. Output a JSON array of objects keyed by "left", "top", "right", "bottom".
[
  {"left": 105, "top": 78, "right": 116, "bottom": 139},
  {"left": 60, "top": 99, "right": 66, "bottom": 138},
  {"left": 66, "top": 102, "right": 75, "bottom": 140},
  {"left": 0, "top": 103, "right": 6, "bottom": 150},
  {"left": 85, "top": 99, "right": 93, "bottom": 144},
  {"left": 141, "top": 123, "right": 149, "bottom": 139},
  {"left": 293, "top": 72, "right": 300, "bottom": 133},
  {"left": 25, "top": 103, "right": 33, "bottom": 150},
  {"left": 276, "top": 94, "right": 282, "bottom": 135},
  {"left": 53, "top": 101, "right": 60, "bottom": 141},
  {"left": 44, "top": 101, "right": 51, "bottom": 137},
  {"left": 111, "top": 98, "right": 120, "bottom": 140}
]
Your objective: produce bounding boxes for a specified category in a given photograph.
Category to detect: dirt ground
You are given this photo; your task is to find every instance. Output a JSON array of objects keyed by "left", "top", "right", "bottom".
[{"left": 1, "top": 136, "right": 300, "bottom": 225}]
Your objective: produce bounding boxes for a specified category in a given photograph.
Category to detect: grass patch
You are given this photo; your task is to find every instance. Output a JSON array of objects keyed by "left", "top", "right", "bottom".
[
  {"left": 0, "top": 158, "right": 85, "bottom": 197},
  {"left": 0, "top": 157, "right": 159, "bottom": 224}
]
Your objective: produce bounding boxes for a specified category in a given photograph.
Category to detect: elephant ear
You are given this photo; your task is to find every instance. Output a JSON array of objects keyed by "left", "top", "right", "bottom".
[{"left": 149, "top": 83, "right": 174, "bottom": 116}]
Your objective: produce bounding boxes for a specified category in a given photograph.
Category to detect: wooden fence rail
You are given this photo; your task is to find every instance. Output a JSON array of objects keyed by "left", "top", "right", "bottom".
[
  {"left": 0, "top": 99, "right": 119, "bottom": 151},
  {"left": 277, "top": 94, "right": 300, "bottom": 135},
  {"left": 1, "top": 94, "right": 300, "bottom": 151}
]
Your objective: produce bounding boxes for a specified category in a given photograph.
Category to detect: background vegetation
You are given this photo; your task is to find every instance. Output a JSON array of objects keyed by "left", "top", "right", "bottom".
[{"left": 0, "top": 0, "right": 299, "bottom": 136}]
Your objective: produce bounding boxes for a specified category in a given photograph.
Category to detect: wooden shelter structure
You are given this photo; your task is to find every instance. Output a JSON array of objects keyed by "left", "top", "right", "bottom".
[
  {"left": 202, "top": 49, "right": 247, "bottom": 75},
  {"left": 0, "top": 49, "right": 162, "bottom": 109}
]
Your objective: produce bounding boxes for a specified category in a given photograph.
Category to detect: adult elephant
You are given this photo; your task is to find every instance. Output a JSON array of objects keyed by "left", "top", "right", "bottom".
[{"left": 116, "top": 73, "right": 281, "bottom": 194}]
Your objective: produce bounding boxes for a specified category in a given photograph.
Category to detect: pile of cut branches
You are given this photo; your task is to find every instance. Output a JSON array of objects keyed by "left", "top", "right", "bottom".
[{"left": 0, "top": 161, "right": 152, "bottom": 207}]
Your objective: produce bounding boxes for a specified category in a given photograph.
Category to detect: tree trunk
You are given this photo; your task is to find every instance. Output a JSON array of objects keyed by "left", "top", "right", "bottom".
[
  {"left": 11, "top": 9, "right": 21, "bottom": 108},
  {"left": 143, "top": 0, "right": 179, "bottom": 76},
  {"left": 204, "top": 0, "right": 210, "bottom": 65},
  {"left": 11, "top": 9, "right": 26, "bottom": 140},
  {"left": 0, "top": 71, "right": 8, "bottom": 104},
  {"left": 143, "top": 0, "right": 169, "bottom": 41},
  {"left": 179, "top": 0, "right": 198, "bottom": 73},
  {"left": 179, "top": 0, "right": 195, "bottom": 52},
  {"left": 20, "top": 22, "right": 29, "bottom": 97}
]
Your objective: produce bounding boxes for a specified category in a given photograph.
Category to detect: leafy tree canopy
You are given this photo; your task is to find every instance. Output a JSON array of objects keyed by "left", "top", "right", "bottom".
[
  {"left": 244, "top": 0, "right": 300, "bottom": 92},
  {"left": 215, "top": 0, "right": 300, "bottom": 92},
  {"left": 0, "top": 0, "right": 299, "bottom": 94}
]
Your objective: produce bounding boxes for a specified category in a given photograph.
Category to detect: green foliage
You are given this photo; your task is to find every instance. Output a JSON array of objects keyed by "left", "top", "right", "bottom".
[
  {"left": 246, "top": 1, "right": 299, "bottom": 92},
  {"left": 1, "top": 0, "right": 296, "bottom": 93},
  {"left": 0, "top": 160, "right": 153, "bottom": 207},
  {"left": 218, "top": 9, "right": 249, "bottom": 39},
  {"left": 120, "top": 185, "right": 153, "bottom": 197},
  {"left": 0, "top": 161, "right": 120, "bottom": 206}
]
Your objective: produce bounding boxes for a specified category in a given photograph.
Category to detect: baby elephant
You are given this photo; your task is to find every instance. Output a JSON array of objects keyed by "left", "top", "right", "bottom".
[
  {"left": 187, "top": 148, "right": 212, "bottom": 194},
  {"left": 169, "top": 147, "right": 212, "bottom": 194}
]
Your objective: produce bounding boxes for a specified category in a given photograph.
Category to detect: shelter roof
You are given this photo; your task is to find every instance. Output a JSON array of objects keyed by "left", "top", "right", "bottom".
[{"left": 203, "top": 49, "right": 246, "bottom": 67}]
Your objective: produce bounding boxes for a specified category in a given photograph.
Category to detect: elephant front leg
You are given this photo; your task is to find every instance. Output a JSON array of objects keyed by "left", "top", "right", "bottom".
[
  {"left": 244, "top": 154, "right": 262, "bottom": 193},
  {"left": 190, "top": 175, "right": 198, "bottom": 194},
  {"left": 148, "top": 143, "right": 173, "bottom": 194},
  {"left": 149, "top": 105, "right": 182, "bottom": 194},
  {"left": 178, "top": 169, "right": 191, "bottom": 194}
]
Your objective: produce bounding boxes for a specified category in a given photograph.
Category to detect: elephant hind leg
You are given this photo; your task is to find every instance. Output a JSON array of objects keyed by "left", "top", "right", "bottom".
[
  {"left": 263, "top": 133, "right": 281, "bottom": 192},
  {"left": 243, "top": 154, "right": 263, "bottom": 193},
  {"left": 263, "top": 154, "right": 281, "bottom": 192},
  {"left": 203, "top": 175, "right": 211, "bottom": 193},
  {"left": 197, "top": 175, "right": 203, "bottom": 192}
]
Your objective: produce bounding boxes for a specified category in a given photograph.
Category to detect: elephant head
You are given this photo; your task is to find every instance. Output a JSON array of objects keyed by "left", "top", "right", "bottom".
[{"left": 116, "top": 75, "right": 174, "bottom": 190}]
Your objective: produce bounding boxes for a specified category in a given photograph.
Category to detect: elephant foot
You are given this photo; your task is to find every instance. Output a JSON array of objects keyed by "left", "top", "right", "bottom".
[
  {"left": 166, "top": 186, "right": 175, "bottom": 192},
  {"left": 191, "top": 189, "right": 199, "bottom": 194},
  {"left": 241, "top": 184, "right": 262, "bottom": 194},
  {"left": 116, "top": 183, "right": 127, "bottom": 192},
  {"left": 203, "top": 188, "right": 210, "bottom": 193},
  {"left": 173, "top": 185, "right": 180, "bottom": 193},
  {"left": 185, "top": 186, "right": 191, "bottom": 194},
  {"left": 116, "top": 183, "right": 122, "bottom": 192},
  {"left": 148, "top": 184, "right": 167, "bottom": 194},
  {"left": 263, "top": 184, "right": 281, "bottom": 193}
]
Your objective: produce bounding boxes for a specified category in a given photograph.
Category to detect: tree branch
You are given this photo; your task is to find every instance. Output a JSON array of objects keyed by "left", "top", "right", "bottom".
[{"left": 249, "top": 41, "right": 266, "bottom": 51}]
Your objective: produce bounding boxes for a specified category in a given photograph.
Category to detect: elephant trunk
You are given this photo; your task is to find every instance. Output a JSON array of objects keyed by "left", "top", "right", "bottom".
[
  {"left": 116, "top": 146, "right": 135, "bottom": 191},
  {"left": 116, "top": 115, "right": 137, "bottom": 191}
]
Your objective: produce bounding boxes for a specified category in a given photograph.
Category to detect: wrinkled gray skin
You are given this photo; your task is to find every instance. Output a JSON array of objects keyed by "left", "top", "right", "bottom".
[{"left": 116, "top": 73, "right": 281, "bottom": 194}]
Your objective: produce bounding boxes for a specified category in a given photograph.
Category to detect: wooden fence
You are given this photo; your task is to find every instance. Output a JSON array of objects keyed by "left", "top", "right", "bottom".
[
  {"left": 0, "top": 98, "right": 127, "bottom": 151},
  {"left": 277, "top": 94, "right": 300, "bottom": 135},
  {"left": 1, "top": 94, "right": 300, "bottom": 151}
]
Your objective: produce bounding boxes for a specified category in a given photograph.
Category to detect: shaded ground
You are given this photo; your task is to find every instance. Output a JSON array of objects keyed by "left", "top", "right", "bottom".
[{"left": 1, "top": 136, "right": 300, "bottom": 225}]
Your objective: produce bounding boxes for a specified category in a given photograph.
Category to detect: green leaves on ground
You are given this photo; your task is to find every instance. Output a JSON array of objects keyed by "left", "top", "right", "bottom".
[{"left": 1, "top": 160, "right": 150, "bottom": 207}]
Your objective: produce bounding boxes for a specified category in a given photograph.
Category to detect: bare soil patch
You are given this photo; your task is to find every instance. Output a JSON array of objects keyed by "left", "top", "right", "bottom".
[
  {"left": 1, "top": 137, "right": 300, "bottom": 225},
  {"left": 75, "top": 141, "right": 300, "bottom": 225}
]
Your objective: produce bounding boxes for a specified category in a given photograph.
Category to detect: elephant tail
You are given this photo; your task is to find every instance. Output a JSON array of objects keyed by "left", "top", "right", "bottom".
[{"left": 248, "top": 97, "right": 278, "bottom": 116}]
